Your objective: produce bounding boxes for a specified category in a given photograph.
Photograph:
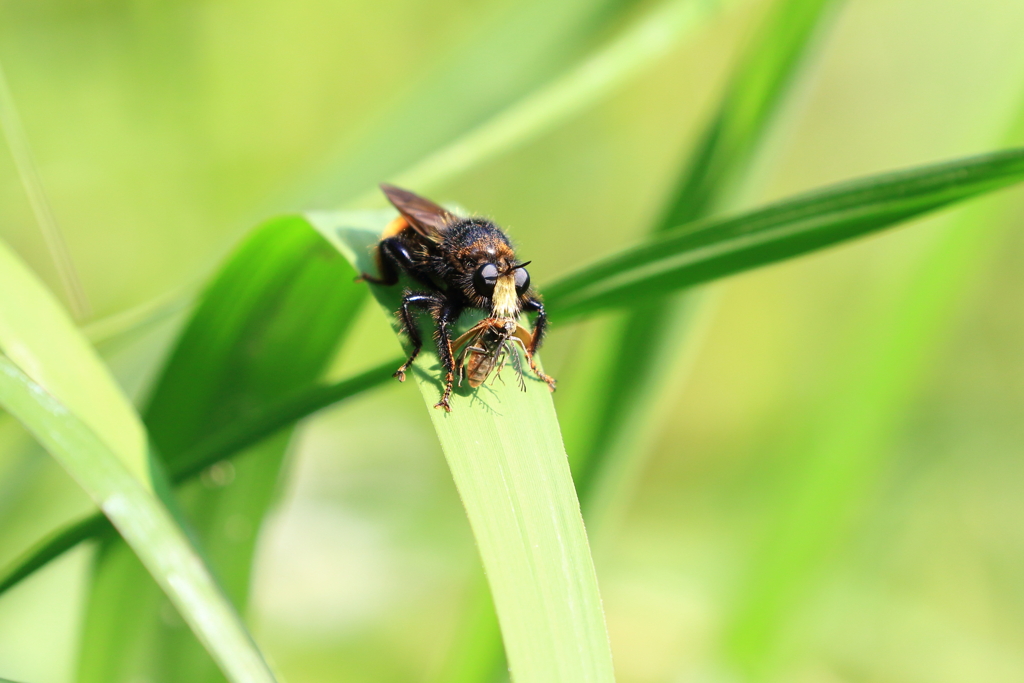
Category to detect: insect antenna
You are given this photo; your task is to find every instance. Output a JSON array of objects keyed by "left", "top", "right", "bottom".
[{"left": 503, "top": 260, "right": 532, "bottom": 275}]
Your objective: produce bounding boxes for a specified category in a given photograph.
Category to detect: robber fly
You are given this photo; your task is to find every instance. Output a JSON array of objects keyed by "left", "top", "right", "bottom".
[{"left": 361, "top": 184, "right": 556, "bottom": 411}]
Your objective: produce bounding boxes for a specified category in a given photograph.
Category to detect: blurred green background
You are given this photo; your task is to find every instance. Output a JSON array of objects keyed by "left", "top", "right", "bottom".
[{"left": 2, "top": 0, "right": 1024, "bottom": 681}]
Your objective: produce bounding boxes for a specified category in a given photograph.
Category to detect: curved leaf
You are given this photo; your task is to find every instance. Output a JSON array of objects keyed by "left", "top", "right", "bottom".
[
  {"left": 0, "top": 359, "right": 395, "bottom": 599},
  {"left": 308, "top": 210, "right": 616, "bottom": 683},
  {"left": 565, "top": 0, "right": 844, "bottom": 511},
  {"left": 0, "top": 240, "right": 148, "bottom": 485},
  {"left": 659, "top": 0, "right": 843, "bottom": 227},
  {"left": 304, "top": 0, "right": 641, "bottom": 207},
  {"left": 387, "top": 0, "right": 732, "bottom": 197},
  {"left": 12, "top": 147, "right": 1020, "bottom": 604},
  {"left": 143, "top": 215, "right": 365, "bottom": 460},
  {"left": 79, "top": 215, "right": 366, "bottom": 683},
  {"left": 544, "top": 147, "right": 1024, "bottom": 318},
  {"left": 0, "top": 357, "right": 275, "bottom": 683},
  {"left": 0, "top": 237, "right": 275, "bottom": 681},
  {"left": 721, "top": 93, "right": 1024, "bottom": 681},
  {"left": 434, "top": 0, "right": 841, "bottom": 675}
]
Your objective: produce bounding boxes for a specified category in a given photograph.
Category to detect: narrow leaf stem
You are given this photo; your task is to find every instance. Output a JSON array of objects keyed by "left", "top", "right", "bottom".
[
  {"left": 0, "top": 61, "right": 90, "bottom": 320},
  {"left": 0, "top": 359, "right": 397, "bottom": 597},
  {"left": 543, "top": 147, "right": 1024, "bottom": 317},
  {"left": 354, "top": 0, "right": 734, "bottom": 204},
  {"left": 0, "top": 357, "right": 276, "bottom": 683}
]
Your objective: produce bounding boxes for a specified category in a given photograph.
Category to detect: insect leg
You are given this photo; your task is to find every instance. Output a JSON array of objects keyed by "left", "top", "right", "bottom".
[
  {"left": 393, "top": 290, "right": 442, "bottom": 381},
  {"left": 362, "top": 237, "right": 437, "bottom": 290},
  {"left": 522, "top": 297, "right": 549, "bottom": 352},
  {"left": 521, "top": 297, "right": 556, "bottom": 391},
  {"left": 361, "top": 237, "right": 408, "bottom": 285},
  {"left": 431, "top": 300, "right": 463, "bottom": 412}
]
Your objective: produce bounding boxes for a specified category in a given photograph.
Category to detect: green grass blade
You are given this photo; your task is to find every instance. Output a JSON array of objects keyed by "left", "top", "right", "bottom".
[
  {"left": 0, "top": 422, "right": 93, "bottom": 595},
  {"left": 12, "top": 147, "right": 1021, "bottom": 607},
  {"left": 0, "top": 514, "right": 112, "bottom": 596},
  {"left": 145, "top": 215, "right": 365, "bottom": 465},
  {"left": 0, "top": 358, "right": 275, "bottom": 683},
  {"left": 0, "top": 236, "right": 275, "bottom": 681},
  {"left": 79, "top": 215, "right": 365, "bottom": 683},
  {"left": 0, "top": 359, "right": 395, "bottom": 599},
  {"left": 0, "top": 241, "right": 149, "bottom": 487},
  {"left": 562, "top": 0, "right": 842, "bottom": 523},
  {"left": 0, "top": 59, "right": 90, "bottom": 319},
  {"left": 720, "top": 96, "right": 1024, "bottom": 681},
  {"left": 660, "top": 0, "right": 842, "bottom": 227},
  {"left": 544, "top": 147, "right": 1024, "bottom": 318},
  {"left": 82, "top": 284, "right": 193, "bottom": 348},
  {"left": 169, "top": 359, "right": 394, "bottom": 482},
  {"left": 302, "top": 0, "right": 635, "bottom": 207},
  {"left": 308, "top": 210, "right": 616, "bottom": 683},
  {"left": 433, "top": 573, "right": 506, "bottom": 683},
  {"left": 382, "top": 0, "right": 731, "bottom": 200},
  {"left": 0, "top": 229, "right": 379, "bottom": 602},
  {"left": 433, "top": 0, "right": 841, "bottom": 675}
]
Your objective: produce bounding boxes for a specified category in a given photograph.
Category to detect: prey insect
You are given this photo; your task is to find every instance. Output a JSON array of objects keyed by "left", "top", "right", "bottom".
[
  {"left": 361, "top": 184, "right": 556, "bottom": 411},
  {"left": 453, "top": 317, "right": 534, "bottom": 392}
]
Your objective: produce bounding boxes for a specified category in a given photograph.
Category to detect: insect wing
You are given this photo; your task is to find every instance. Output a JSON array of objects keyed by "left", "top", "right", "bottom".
[
  {"left": 451, "top": 320, "right": 489, "bottom": 353},
  {"left": 380, "top": 184, "right": 455, "bottom": 241},
  {"left": 511, "top": 322, "right": 533, "bottom": 351}
]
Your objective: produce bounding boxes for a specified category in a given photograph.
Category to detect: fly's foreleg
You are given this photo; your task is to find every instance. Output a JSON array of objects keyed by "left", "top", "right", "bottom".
[
  {"left": 393, "top": 291, "right": 441, "bottom": 381},
  {"left": 361, "top": 237, "right": 409, "bottom": 285},
  {"left": 432, "top": 302, "right": 463, "bottom": 412},
  {"left": 522, "top": 297, "right": 556, "bottom": 391},
  {"left": 523, "top": 297, "right": 548, "bottom": 355},
  {"left": 362, "top": 237, "right": 437, "bottom": 291}
]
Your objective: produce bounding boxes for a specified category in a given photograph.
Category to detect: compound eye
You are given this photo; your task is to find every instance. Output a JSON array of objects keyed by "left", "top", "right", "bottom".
[
  {"left": 513, "top": 267, "right": 530, "bottom": 294},
  {"left": 474, "top": 263, "right": 499, "bottom": 296}
]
